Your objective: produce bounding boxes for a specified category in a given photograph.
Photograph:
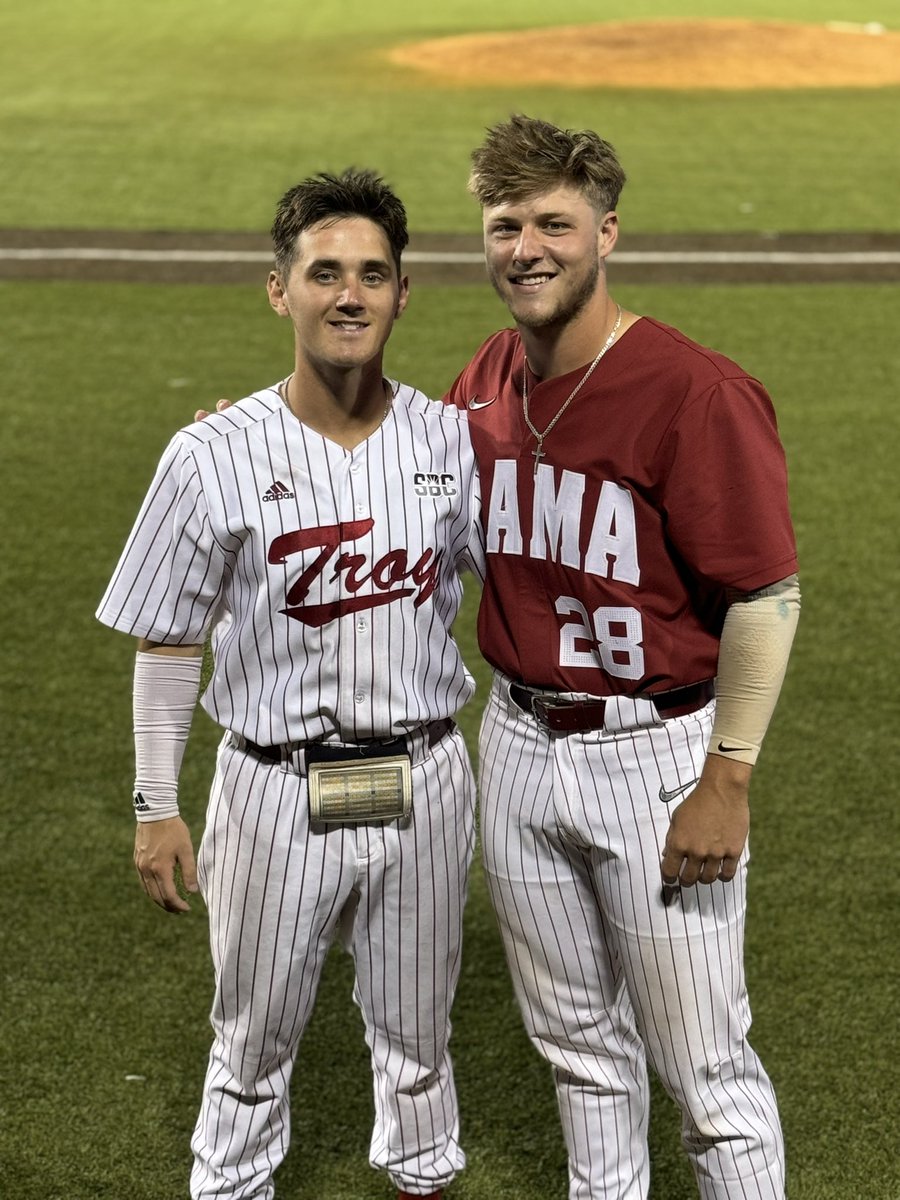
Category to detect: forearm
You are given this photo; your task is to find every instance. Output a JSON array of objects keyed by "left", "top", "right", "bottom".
[
  {"left": 132, "top": 646, "right": 203, "bottom": 821},
  {"left": 664, "top": 580, "right": 798, "bottom": 890},
  {"left": 709, "top": 574, "right": 801, "bottom": 767}
]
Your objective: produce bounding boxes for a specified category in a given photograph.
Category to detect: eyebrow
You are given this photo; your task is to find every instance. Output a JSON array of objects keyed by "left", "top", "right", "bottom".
[
  {"left": 306, "top": 257, "right": 393, "bottom": 272},
  {"left": 487, "top": 209, "right": 572, "bottom": 225}
]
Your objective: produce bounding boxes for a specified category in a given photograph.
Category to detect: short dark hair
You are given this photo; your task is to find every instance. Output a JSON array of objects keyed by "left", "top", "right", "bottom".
[
  {"left": 469, "top": 114, "right": 626, "bottom": 214},
  {"left": 271, "top": 168, "right": 409, "bottom": 278}
]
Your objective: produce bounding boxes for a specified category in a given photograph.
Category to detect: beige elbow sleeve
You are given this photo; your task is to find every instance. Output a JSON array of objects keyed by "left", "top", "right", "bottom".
[{"left": 710, "top": 574, "right": 801, "bottom": 766}]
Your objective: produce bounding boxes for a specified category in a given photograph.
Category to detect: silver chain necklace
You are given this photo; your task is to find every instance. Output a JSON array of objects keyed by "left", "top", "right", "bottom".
[{"left": 522, "top": 304, "right": 623, "bottom": 476}]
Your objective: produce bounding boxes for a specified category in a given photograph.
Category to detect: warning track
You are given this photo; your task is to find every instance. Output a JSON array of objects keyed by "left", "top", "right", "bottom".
[{"left": 1, "top": 229, "right": 898, "bottom": 285}]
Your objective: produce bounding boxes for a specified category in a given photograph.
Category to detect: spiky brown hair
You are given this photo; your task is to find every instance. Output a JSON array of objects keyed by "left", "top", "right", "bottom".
[{"left": 469, "top": 114, "right": 626, "bottom": 214}]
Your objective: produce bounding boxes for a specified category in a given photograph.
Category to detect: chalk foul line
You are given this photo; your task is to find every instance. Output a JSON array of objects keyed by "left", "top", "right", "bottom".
[{"left": 2, "top": 247, "right": 900, "bottom": 265}]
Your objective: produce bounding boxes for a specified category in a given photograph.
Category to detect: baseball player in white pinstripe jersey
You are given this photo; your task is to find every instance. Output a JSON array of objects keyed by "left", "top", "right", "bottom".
[
  {"left": 445, "top": 116, "right": 801, "bottom": 1199},
  {"left": 97, "top": 170, "right": 483, "bottom": 1200}
]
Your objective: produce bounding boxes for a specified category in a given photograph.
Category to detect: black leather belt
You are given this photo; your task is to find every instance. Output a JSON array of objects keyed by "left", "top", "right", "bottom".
[
  {"left": 507, "top": 680, "right": 715, "bottom": 733},
  {"left": 238, "top": 718, "right": 454, "bottom": 766}
]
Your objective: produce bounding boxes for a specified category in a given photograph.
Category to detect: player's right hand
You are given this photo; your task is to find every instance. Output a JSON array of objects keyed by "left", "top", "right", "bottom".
[
  {"left": 194, "top": 399, "right": 233, "bottom": 422},
  {"left": 134, "top": 816, "right": 199, "bottom": 913}
]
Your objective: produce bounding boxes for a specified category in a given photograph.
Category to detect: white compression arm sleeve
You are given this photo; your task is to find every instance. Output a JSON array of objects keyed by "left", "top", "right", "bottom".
[
  {"left": 710, "top": 574, "right": 801, "bottom": 767},
  {"left": 132, "top": 650, "right": 203, "bottom": 822}
]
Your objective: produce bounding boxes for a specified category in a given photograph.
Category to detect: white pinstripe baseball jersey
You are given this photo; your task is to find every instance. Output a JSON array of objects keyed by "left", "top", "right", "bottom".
[{"left": 97, "top": 380, "right": 484, "bottom": 744}]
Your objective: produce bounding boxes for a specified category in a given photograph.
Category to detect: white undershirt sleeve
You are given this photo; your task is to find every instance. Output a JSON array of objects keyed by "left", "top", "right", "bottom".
[{"left": 132, "top": 650, "right": 203, "bottom": 822}]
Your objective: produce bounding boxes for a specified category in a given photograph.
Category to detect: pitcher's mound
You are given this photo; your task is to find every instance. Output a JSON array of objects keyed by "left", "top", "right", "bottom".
[{"left": 385, "top": 20, "right": 900, "bottom": 90}]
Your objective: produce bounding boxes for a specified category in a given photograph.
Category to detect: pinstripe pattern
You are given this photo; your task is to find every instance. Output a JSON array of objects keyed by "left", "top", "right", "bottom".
[
  {"left": 190, "top": 727, "right": 474, "bottom": 1198},
  {"left": 97, "top": 382, "right": 483, "bottom": 743},
  {"left": 480, "top": 675, "right": 785, "bottom": 1200},
  {"left": 97, "top": 380, "right": 483, "bottom": 1197}
]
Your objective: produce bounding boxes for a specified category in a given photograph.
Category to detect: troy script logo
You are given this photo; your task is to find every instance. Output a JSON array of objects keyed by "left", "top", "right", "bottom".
[{"left": 268, "top": 520, "right": 441, "bottom": 627}]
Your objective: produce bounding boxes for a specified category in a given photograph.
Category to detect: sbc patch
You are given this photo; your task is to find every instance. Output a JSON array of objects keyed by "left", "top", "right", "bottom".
[{"left": 413, "top": 471, "right": 457, "bottom": 497}]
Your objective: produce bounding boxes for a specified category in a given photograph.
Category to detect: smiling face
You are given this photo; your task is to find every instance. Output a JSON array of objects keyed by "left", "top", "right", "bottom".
[
  {"left": 482, "top": 185, "right": 617, "bottom": 331},
  {"left": 267, "top": 215, "right": 408, "bottom": 377}
]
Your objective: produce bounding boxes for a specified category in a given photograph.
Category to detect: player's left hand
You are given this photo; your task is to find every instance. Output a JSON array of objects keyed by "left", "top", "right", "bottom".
[
  {"left": 660, "top": 756, "right": 751, "bottom": 888},
  {"left": 134, "top": 816, "right": 199, "bottom": 913}
]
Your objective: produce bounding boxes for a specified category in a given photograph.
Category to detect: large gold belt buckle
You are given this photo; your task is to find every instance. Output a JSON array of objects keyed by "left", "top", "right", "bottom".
[{"left": 307, "top": 755, "right": 412, "bottom": 823}]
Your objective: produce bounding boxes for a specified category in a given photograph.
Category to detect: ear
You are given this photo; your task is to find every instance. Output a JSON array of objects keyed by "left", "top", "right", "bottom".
[
  {"left": 394, "top": 274, "right": 410, "bottom": 318},
  {"left": 267, "top": 270, "right": 289, "bottom": 316},
  {"left": 598, "top": 211, "right": 619, "bottom": 260}
]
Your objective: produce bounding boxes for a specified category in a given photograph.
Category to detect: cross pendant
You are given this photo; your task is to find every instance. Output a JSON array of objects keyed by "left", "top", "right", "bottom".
[{"left": 532, "top": 439, "right": 546, "bottom": 476}]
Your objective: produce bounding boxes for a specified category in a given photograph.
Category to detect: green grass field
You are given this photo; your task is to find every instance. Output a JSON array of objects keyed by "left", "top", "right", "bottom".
[
  {"left": 1, "top": 0, "right": 899, "bottom": 232},
  {"left": 2, "top": 1, "right": 899, "bottom": 1197}
]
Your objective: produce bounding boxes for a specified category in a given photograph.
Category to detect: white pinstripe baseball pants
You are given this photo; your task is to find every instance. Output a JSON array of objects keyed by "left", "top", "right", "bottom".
[
  {"left": 190, "top": 726, "right": 475, "bottom": 1198},
  {"left": 480, "top": 675, "right": 785, "bottom": 1200}
]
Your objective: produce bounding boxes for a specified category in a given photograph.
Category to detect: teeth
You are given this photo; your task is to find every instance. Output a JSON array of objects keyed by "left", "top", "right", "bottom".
[{"left": 514, "top": 275, "right": 553, "bottom": 286}]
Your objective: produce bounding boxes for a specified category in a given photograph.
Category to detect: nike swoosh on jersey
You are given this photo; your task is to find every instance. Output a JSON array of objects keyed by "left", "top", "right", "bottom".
[
  {"left": 658, "top": 777, "right": 699, "bottom": 804},
  {"left": 467, "top": 395, "right": 497, "bottom": 410}
]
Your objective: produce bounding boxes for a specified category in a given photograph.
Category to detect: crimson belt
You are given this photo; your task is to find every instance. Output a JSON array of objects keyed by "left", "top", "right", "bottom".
[{"left": 507, "top": 680, "right": 715, "bottom": 733}]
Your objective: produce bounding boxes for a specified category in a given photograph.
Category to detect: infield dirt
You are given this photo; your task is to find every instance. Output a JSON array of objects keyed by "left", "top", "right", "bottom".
[{"left": 385, "top": 19, "right": 900, "bottom": 90}]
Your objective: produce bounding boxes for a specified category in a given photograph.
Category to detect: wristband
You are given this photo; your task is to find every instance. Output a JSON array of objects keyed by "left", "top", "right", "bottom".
[{"left": 133, "top": 650, "right": 202, "bottom": 822}]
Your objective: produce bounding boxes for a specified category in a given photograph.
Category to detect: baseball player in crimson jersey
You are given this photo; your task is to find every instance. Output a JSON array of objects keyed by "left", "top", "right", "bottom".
[
  {"left": 445, "top": 116, "right": 801, "bottom": 1198},
  {"left": 96, "top": 170, "right": 483, "bottom": 1200}
]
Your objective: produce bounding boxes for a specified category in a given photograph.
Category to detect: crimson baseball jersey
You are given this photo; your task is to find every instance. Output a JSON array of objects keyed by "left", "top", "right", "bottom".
[
  {"left": 446, "top": 317, "right": 798, "bottom": 694},
  {"left": 97, "top": 382, "right": 484, "bottom": 744}
]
